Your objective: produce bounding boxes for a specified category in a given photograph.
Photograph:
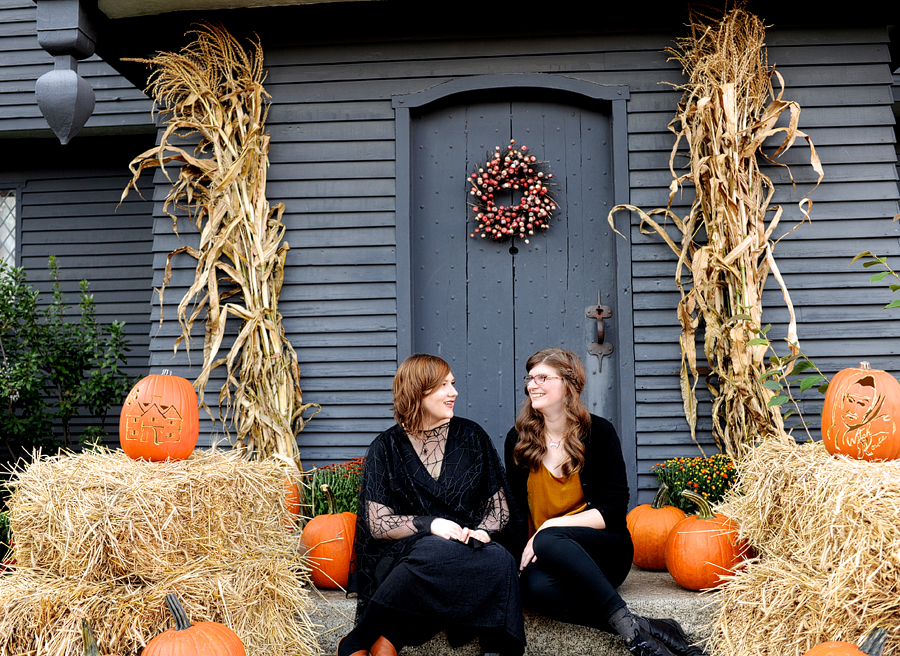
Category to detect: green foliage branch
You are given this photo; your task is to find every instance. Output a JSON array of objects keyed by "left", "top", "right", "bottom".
[{"left": 0, "top": 257, "right": 134, "bottom": 454}]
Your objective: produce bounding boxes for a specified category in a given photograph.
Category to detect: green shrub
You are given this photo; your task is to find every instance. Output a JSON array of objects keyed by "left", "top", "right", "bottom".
[
  {"left": 651, "top": 453, "right": 737, "bottom": 513},
  {"left": 0, "top": 257, "right": 134, "bottom": 452},
  {"left": 306, "top": 457, "right": 364, "bottom": 516}
]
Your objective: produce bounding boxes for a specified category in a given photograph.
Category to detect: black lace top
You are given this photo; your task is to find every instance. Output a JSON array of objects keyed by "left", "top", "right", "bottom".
[{"left": 353, "top": 416, "right": 519, "bottom": 616}]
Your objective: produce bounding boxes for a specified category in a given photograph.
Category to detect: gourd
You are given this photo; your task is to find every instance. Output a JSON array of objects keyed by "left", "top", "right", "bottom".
[
  {"left": 665, "top": 490, "right": 747, "bottom": 591},
  {"left": 119, "top": 372, "right": 199, "bottom": 461},
  {"left": 300, "top": 484, "right": 356, "bottom": 588},
  {"left": 804, "top": 627, "right": 888, "bottom": 656},
  {"left": 626, "top": 483, "right": 686, "bottom": 571},
  {"left": 821, "top": 361, "right": 900, "bottom": 461},
  {"left": 143, "top": 593, "right": 246, "bottom": 656},
  {"left": 81, "top": 619, "right": 122, "bottom": 656}
]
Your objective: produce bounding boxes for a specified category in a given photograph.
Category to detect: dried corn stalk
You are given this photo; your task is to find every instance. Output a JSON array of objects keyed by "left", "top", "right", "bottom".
[
  {"left": 609, "top": 5, "right": 822, "bottom": 458},
  {"left": 121, "top": 23, "right": 319, "bottom": 471}
]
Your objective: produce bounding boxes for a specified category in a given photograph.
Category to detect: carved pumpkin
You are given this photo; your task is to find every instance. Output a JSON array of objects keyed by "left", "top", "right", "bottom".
[
  {"left": 143, "top": 593, "right": 245, "bottom": 656},
  {"left": 626, "top": 483, "right": 686, "bottom": 571},
  {"left": 300, "top": 484, "right": 356, "bottom": 589},
  {"left": 283, "top": 477, "right": 301, "bottom": 530},
  {"left": 665, "top": 490, "right": 747, "bottom": 591},
  {"left": 821, "top": 361, "right": 900, "bottom": 461},
  {"left": 119, "top": 372, "right": 199, "bottom": 461},
  {"left": 805, "top": 627, "right": 887, "bottom": 656}
]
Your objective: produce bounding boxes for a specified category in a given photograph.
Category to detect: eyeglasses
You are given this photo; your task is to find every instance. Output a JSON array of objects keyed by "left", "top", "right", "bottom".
[{"left": 523, "top": 374, "right": 563, "bottom": 386}]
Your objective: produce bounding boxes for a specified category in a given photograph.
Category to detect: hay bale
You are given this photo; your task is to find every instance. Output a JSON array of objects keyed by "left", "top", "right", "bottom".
[
  {"left": 708, "top": 441, "right": 900, "bottom": 656},
  {"left": 0, "top": 448, "right": 318, "bottom": 656}
]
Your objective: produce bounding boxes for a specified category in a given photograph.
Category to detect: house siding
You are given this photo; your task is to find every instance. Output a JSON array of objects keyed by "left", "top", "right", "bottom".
[
  {"left": 134, "top": 18, "right": 899, "bottom": 503},
  {"left": 0, "top": 0, "right": 152, "bottom": 135}
]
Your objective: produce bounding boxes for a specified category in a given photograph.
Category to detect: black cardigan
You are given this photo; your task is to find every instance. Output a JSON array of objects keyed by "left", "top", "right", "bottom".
[{"left": 503, "top": 414, "right": 631, "bottom": 545}]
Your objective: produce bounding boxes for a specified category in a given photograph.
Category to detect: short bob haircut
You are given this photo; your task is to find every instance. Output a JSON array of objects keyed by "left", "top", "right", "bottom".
[{"left": 392, "top": 353, "right": 452, "bottom": 435}]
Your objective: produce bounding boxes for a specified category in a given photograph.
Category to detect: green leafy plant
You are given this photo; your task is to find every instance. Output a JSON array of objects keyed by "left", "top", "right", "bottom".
[
  {"left": 851, "top": 251, "right": 900, "bottom": 309},
  {"left": 0, "top": 257, "right": 134, "bottom": 452},
  {"left": 748, "top": 321, "right": 829, "bottom": 439},
  {"left": 652, "top": 453, "right": 737, "bottom": 513},
  {"left": 306, "top": 457, "right": 364, "bottom": 517},
  {"left": 0, "top": 509, "right": 11, "bottom": 572}
]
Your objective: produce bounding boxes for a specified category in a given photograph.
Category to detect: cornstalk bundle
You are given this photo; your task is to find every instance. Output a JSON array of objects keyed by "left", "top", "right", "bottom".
[
  {"left": 709, "top": 440, "right": 900, "bottom": 655},
  {"left": 121, "top": 23, "right": 318, "bottom": 471},
  {"left": 608, "top": 5, "right": 822, "bottom": 457}
]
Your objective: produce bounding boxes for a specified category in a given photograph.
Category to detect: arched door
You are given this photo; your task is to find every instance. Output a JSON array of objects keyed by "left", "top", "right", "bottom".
[{"left": 407, "top": 90, "right": 618, "bottom": 451}]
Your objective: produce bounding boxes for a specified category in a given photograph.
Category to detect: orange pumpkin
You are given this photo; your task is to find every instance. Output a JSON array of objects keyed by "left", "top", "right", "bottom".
[
  {"left": 665, "top": 490, "right": 747, "bottom": 591},
  {"left": 805, "top": 627, "right": 887, "bottom": 656},
  {"left": 119, "top": 372, "right": 199, "bottom": 461},
  {"left": 144, "top": 593, "right": 245, "bottom": 656},
  {"left": 821, "top": 361, "right": 900, "bottom": 461},
  {"left": 626, "top": 483, "right": 686, "bottom": 571},
  {"left": 283, "top": 477, "right": 301, "bottom": 530},
  {"left": 301, "top": 484, "right": 356, "bottom": 589}
]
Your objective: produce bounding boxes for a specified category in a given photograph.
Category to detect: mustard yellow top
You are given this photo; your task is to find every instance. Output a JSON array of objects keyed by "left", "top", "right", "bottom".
[{"left": 526, "top": 465, "right": 587, "bottom": 536}]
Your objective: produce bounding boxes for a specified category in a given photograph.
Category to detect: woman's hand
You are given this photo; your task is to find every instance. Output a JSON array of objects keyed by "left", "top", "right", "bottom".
[
  {"left": 430, "top": 517, "right": 465, "bottom": 541},
  {"left": 519, "top": 534, "right": 537, "bottom": 570},
  {"left": 461, "top": 528, "right": 491, "bottom": 544}
]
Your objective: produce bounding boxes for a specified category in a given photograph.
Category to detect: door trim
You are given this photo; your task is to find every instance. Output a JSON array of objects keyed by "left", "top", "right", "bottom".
[{"left": 392, "top": 74, "right": 637, "bottom": 502}]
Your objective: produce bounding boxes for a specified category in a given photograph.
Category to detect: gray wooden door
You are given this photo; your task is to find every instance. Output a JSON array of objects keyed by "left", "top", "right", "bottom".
[{"left": 410, "top": 93, "right": 620, "bottom": 450}]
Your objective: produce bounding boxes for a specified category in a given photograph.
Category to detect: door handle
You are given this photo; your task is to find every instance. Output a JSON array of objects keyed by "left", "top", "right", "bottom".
[{"left": 586, "top": 291, "right": 613, "bottom": 372}]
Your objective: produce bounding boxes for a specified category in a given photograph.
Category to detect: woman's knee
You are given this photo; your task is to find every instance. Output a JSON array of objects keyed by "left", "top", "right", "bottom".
[{"left": 531, "top": 527, "right": 579, "bottom": 562}]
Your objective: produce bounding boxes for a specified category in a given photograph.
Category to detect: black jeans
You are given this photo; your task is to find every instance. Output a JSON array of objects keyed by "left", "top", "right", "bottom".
[{"left": 519, "top": 525, "right": 634, "bottom": 632}]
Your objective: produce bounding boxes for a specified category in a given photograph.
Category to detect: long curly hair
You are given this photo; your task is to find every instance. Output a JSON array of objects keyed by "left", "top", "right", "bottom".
[
  {"left": 392, "top": 353, "right": 452, "bottom": 436},
  {"left": 512, "top": 348, "right": 591, "bottom": 475}
]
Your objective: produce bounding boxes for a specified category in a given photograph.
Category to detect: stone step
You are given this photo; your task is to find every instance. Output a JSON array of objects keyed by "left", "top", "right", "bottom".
[{"left": 308, "top": 566, "right": 717, "bottom": 656}]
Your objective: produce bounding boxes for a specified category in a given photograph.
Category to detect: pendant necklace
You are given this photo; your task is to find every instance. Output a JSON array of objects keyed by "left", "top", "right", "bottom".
[{"left": 548, "top": 439, "right": 561, "bottom": 448}]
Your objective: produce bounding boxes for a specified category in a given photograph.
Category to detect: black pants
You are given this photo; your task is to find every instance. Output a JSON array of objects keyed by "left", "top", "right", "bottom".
[{"left": 519, "top": 525, "right": 634, "bottom": 632}]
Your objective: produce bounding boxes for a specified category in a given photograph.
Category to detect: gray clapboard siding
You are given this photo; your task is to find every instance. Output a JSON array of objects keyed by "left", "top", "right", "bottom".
[
  {"left": 0, "top": 131, "right": 157, "bottom": 444},
  {"left": 129, "top": 15, "right": 900, "bottom": 502},
  {"left": 0, "top": 0, "right": 152, "bottom": 135}
]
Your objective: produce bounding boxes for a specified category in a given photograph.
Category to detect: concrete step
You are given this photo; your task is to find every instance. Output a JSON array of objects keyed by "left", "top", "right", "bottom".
[{"left": 308, "top": 566, "right": 717, "bottom": 656}]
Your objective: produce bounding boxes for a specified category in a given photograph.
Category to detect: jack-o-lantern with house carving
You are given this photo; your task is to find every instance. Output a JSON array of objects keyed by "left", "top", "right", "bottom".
[
  {"left": 119, "top": 372, "right": 200, "bottom": 461},
  {"left": 821, "top": 361, "right": 900, "bottom": 461}
]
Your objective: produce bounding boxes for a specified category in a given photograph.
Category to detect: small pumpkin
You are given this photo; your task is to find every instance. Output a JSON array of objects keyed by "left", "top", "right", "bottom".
[
  {"left": 283, "top": 477, "right": 301, "bottom": 530},
  {"left": 143, "top": 593, "right": 246, "bottom": 656},
  {"left": 81, "top": 618, "right": 122, "bottom": 656},
  {"left": 300, "top": 483, "right": 356, "bottom": 589},
  {"left": 821, "top": 361, "right": 900, "bottom": 461},
  {"left": 119, "top": 371, "right": 200, "bottom": 461},
  {"left": 805, "top": 627, "right": 888, "bottom": 656},
  {"left": 665, "top": 490, "right": 747, "bottom": 591},
  {"left": 626, "top": 483, "right": 687, "bottom": 571}
]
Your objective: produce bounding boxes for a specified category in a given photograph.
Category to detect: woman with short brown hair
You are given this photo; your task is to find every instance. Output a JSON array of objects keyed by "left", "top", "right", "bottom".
[{"left": 340, "top": 353, "right": 524, "bottom": 656}]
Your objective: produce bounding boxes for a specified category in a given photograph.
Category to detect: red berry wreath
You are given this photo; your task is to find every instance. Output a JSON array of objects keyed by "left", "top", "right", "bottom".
[{"left": 468, "top": 139, "right": 556, "bottom": 244}]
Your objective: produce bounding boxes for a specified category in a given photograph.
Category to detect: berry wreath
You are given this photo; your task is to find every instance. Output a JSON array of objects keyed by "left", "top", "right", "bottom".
[{"left": 467, "top": 139, "right": 557, "bottom": 244}]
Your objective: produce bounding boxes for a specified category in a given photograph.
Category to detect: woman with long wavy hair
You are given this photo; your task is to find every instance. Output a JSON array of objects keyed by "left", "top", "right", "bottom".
[{"left": 504, "top": 348, "right": 704, "bottom": 656}]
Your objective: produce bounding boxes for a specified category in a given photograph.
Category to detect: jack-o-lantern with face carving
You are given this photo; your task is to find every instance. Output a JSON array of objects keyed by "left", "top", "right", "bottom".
[{"left": 821, "top": 362, "right": 900, "bottom": 461}]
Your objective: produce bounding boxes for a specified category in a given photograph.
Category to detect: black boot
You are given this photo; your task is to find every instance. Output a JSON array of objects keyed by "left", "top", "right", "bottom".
[
  {"left": 624, "top": 629, "right": 678, "bottom": 656},
  {"left": 637, "top": 617, "right": 707, "bottom": 656}
]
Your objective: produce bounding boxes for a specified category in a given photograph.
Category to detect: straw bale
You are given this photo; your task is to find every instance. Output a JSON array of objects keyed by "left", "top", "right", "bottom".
[
  {"left": 708, "top": 441, "right": 900, "bottom": 655},
  {"left": 0, "top": 448, "right": 318, "bottom": 656},
  {"left": 0, "top": 560, "right": 317, "bottom": 656},
  {"left": 8, "top": 448, "right": 298, "bottom": 581}
]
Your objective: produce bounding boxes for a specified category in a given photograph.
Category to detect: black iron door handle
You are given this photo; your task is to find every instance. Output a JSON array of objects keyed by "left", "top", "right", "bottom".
[{"left": 586, "top": 291, "right": 613, "bottom": 372}]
